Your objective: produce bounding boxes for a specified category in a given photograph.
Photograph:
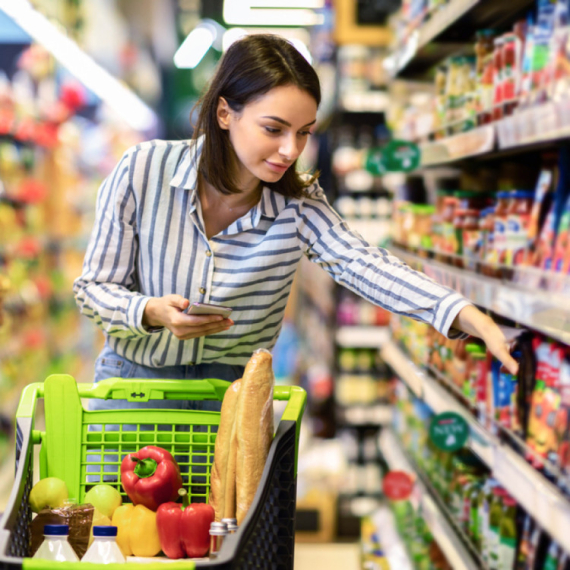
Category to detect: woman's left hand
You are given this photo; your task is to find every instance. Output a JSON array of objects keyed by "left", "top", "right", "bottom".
[{"left": 452, "top": 305, "right": 519, "bottom": 375}]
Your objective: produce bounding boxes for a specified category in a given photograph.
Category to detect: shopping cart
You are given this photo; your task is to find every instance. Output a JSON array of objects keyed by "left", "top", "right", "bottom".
[{"left": 0, "top": 374, "right": 306, "bottom": 570}]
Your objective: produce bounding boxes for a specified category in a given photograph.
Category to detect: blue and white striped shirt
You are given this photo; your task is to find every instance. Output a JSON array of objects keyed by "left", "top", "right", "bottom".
[{"left": 73, "top": 136, "right": 471, "bottom": 367}]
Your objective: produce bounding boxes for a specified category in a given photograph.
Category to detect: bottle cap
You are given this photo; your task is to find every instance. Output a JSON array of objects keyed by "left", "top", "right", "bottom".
[
  {"left": 93, "top": 526, "right": 118, "bottom": 537},
  {"left": 44, "top": 524, "right": 69, "bottom": 536},
  {"left": 210, "top": 522, "right": 228, "bottom": 536},
  {"left": 221, "top": 518, "right": 237, "bottom": 525}
]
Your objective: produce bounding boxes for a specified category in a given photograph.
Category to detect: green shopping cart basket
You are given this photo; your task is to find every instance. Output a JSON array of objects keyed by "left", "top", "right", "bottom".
[{"left": 0, "top": 374, "right": 307, "bottom": 570}]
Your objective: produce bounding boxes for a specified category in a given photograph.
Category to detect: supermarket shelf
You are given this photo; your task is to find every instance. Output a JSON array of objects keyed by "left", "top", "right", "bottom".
[
  {"left": 420, "top": 124, "right": 495, "bottom": 166},
  {"left": 391, "top": 245, "right": 570, "bottom": 345},
  {"left": 335, "top": 326, "right": 390, "bottom": 348},
  {"left": 381, "top": 340, "right": 570, "bottom": 554},
  {"left": 337, "top": 404, "right": 393, "bottom": 427},
  {"left": 388, "top": 0, "right": 535, "bottom": 79},
  {"left": 379, "top": 429, "right": 480, "bottom": 570}
]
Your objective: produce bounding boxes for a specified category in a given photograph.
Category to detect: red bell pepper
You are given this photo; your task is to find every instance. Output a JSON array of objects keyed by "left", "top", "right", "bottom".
[
  {"left": 121, "top": 445, "right": 183, "bottom": 511},
  {"left": 156, "top": 489, "right": 215, "bottom": 559}
]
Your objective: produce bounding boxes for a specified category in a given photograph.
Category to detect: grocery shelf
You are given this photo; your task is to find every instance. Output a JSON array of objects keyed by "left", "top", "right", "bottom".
[
  {"left": 381, "top": 340, "right": 570, "bottom": 554},
  {"left": 420, "top": 124, "right": 495, "bottom": 166},
  {"left": 337, "top": 404, "right": 393, "bottom": 427},
  {"left": 390, "top": 245, "right": 570, "bottom": 345},
  {"left": 335, "top": 326, "right": 390, "bottom": 348},
  {"left": 387, "top": 0, "right": 535, "bottom": 79},
  {"left": 379, "top": 429, "right": 480, "bottom": 570}
]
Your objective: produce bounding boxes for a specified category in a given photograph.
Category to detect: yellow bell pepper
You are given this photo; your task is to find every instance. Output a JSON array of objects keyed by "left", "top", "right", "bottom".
[{"left": 112, "top": 503, "right": 161, "bottom": 557}]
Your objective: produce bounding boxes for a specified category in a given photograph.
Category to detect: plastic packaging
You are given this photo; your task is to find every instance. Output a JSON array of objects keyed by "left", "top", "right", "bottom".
[
  {"left": 33, "top": 524, "right": 80, "bottom": 562},
  {"left": 82, "top": 525, "right": 125, "bottom": 564}
]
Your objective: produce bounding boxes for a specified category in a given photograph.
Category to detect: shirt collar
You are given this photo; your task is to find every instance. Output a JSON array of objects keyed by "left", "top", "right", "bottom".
[{"left": 170, "top": 134, "right": 288, "bottom": 223}]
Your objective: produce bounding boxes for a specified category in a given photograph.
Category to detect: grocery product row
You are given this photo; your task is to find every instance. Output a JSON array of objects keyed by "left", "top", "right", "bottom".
[
  {"left": 383, "top": 314, "right": 570, "bottom": 553},
  {"left": 384, "top": 380, "right": 570, "bottom": 570}
]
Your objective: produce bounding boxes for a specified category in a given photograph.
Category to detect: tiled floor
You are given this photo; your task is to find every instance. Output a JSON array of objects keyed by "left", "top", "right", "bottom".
[{"left": 295, "top": 542, "right": 360, "bottom": 569}]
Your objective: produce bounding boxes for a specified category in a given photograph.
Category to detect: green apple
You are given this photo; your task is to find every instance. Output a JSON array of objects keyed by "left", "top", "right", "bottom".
[
  {"left": 84, "top": 485, "right": 122, "bottom": 518},
  {"left": 29, "top": 477, "right": 69, "bottom": 513}
]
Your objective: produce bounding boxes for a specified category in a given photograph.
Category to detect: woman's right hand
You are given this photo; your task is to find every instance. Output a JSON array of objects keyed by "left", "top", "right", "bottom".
[{"left": 143, "top": 295, "right": 234, "bottom": 340}]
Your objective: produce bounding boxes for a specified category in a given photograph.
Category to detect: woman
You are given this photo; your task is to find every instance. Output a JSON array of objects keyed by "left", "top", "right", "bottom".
[{"left": 74, "top": 34, "right": 517, "bottom": 413}]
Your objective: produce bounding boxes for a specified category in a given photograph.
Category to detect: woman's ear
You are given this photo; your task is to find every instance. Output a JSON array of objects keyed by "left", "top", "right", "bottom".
[{"left": 217, "top": 97, "right": 231, "bottom": 130}]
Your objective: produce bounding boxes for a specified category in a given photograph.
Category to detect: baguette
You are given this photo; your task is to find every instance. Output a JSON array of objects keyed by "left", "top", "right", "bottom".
[
  {"left": 210, "top": 379, "right": 241, "bottom": 522},
  {"left": 235, "top": 349, "right": 274, "bottom": 525}
]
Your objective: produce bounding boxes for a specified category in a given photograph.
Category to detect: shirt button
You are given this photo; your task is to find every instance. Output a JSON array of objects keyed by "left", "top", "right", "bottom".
[
  {"left": 199, "top": 287, "right": 206, "bottom": 294},
  {"left": 206, "top": 250, "right": 212, "bottom": 257}
]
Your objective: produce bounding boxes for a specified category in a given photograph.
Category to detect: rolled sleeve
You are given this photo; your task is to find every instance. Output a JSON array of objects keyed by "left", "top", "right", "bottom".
[{"left": 297, "top": 184, "right": 473, "bottom": 339}]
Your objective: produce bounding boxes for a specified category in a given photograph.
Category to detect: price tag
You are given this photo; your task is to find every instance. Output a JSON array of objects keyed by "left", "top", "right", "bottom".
[
  {"left": 429, "top": 412, "right": 469, "bottom": 452},
  {"left": 383, "top": 470, "right": 415, "bottom": 501}
]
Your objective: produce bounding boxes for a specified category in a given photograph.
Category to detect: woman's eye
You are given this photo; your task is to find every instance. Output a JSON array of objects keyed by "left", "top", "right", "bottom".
[
  {"left": 264, "top": 127, "right": 280, "bottom": 134},
  {"left": 299, "top": 131, "right": 312, "bottom": 137}
]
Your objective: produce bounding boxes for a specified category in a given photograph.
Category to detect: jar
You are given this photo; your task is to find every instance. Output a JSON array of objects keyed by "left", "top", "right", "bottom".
[
  {"left": 491, "top": 191, "right": 513, "bottom": 268},
  {"left": 480, "top": 207, "right": 496, "bottom": 276},
  {"left": 455, "top": 190, "right": 491, "bottom": 211},
  {"left": 475, "top": 30, "right": 496, "bottom": 77},
  {"left": 505, "top": 190, "right": 535, "bottom": 266},
  {"left": 441, "top": 196, "right": 459, "bottom": 256},
  {"left": 453, "top": 209, "right": 467, "bottom": 264},
  {"left": 492, "top": 37, "right": 505, "bottom": 120},
  {"left": 501, "top": 33, "right": 521, "bottom": 115},
  {"left": 478, "top": 53, "right": 495, "bottom": 123},
  {"left": 462, "top": 209, "right": 482, "bottom": 271}
]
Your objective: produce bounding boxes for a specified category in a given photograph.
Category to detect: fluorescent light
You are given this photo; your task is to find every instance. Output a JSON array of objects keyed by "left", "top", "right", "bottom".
[
  {"left": 249, "top": 0, "right": 325, "bottom": 7},
  {"left": 223, "top": 0, "right": 324, "bottom": 26},
  {"left": 174, "top": 26, "right": 215, "bottom": 68},
  {"left": 0, "top": 1, "right": 156, "bottom": 132}
]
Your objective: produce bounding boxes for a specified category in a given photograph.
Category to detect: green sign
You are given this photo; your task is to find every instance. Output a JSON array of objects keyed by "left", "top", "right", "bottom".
[
  {"left": 429, "top": 412, "right": 469, "bottom": 452},
  {"left": 364, "top": 140, "right": 421, "bottom": 176}
]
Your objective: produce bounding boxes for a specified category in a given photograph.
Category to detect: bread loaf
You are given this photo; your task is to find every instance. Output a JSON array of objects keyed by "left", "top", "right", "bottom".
[
  {"left": 235, "top": 349, "right": 274, "bottom": 525},
  {"left": 210, "top": 379, "right": 241, "bottom": 522}
]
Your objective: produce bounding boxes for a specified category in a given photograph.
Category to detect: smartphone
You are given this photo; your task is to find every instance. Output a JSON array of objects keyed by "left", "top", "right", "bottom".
[{"left": 186, "top": 302, "right": 233, "bottom": 319}]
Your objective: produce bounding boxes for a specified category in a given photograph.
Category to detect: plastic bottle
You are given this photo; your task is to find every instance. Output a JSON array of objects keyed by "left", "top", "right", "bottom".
[
  {"left": 488, "top": 486, "right": 507, "bottom": 569},
  {"left": 33, "top": 525, "right": 79, "bottom": 562},
  {"left": 498, "top": 495, "right": 517, "bottom": 570},
  {"left": 82, "top": 526, "right": 125, "bottom": 564},
  {"left": 479, "top": 478, "right": 499, "bottom": 565}
]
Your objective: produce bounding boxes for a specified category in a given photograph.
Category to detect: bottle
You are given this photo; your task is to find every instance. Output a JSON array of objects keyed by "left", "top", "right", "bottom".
[
  {"left": 221, "top": 518, "right": 238, "bottom": 534},
  {"left": 479, "top": 478, "right": 499, "bottom": 564},
  {"left": 488, "top": 486, "right": 507, "bottom": 569},
  {"left": 33, "top": 525, "right": 79, "bottom": 562},
  {"left": 82, "top": 526, "right": 125, "bottom": 564},
  {"left": 498, "top": 495, "right": 517, "bottom": 570},
  {"left": 506, "top": 190, "right": 535, "bottom": 266},
  {"left": 209, "top": 521, "right": 228, "bottom": 559}
]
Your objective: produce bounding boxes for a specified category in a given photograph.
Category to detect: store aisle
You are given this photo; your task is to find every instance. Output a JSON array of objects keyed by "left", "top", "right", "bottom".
[{"left": 295, "top": 543, "right": 360, "bottom": 570}]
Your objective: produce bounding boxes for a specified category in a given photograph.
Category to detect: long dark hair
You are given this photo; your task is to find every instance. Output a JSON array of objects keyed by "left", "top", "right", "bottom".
[{"left": 192, "top": 34, "right": 321, "bottom": 198}]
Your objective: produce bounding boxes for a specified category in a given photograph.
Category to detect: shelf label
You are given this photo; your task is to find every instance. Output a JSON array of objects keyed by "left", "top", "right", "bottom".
[
  {"left": 429, "top": 412, "right": 469, "bottom": 452},
  {"left": 365, "top": 140, "right": 421, "bottom": 175},
  {"left": 383, "top": 470, "right": 415, "bottom": 501}
]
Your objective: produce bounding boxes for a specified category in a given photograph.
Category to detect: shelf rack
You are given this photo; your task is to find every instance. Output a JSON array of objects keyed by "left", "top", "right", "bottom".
[
  {"left": 379, "top": 428, "right": 481, "bottom": 570},
  {"left": 390, "top": 245, "right": 570, "bottom": 345},
  {"left": 381, "top": 339, "right": 570, "bottom": 554}
]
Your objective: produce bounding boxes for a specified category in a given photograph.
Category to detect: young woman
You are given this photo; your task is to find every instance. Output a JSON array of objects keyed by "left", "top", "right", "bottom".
[{"left": 74, "top": 34, "right": 517, "bottom": 413}]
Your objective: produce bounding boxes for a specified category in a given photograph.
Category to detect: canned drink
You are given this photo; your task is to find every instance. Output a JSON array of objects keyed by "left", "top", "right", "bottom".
[
  {"left": 209, "top": 522, "right": 228, "bottom": 559},
  {"left": 221, "top": 518, "right": 239, "bottom": 534}
]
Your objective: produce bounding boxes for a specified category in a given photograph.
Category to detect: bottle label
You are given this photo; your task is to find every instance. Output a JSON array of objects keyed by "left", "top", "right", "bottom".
[
  {"left": 488, "top": 525, "right": 500, "bottom": 569},
  {"left": 499, "top": 536, "right": 516, "bottom": 570}
]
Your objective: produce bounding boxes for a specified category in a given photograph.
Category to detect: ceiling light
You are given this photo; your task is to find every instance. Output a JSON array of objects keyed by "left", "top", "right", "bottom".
[
  {"left": 174, "top": 26, "right": 215, "bottom": 68},
  {"left": 0, "top": 1, "right": 156, "bottom": 132},
  {"left": 223, "top": 0, "right": 324, "bottom": 26}
]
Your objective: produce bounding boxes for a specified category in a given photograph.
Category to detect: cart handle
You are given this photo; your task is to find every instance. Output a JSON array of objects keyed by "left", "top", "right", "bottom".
[{"left": 17, "top": 376, "right": 307, "bottom": 424}]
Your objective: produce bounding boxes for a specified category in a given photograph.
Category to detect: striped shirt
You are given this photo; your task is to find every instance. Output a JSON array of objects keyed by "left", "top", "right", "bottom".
[{"left": 73, "top": 136, "right": 471, "bottom": 367}]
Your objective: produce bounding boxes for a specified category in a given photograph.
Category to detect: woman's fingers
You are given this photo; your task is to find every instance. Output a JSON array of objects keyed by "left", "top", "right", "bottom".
[{"left": 172, "top": 318, "right": 234, "bottom": 340}]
